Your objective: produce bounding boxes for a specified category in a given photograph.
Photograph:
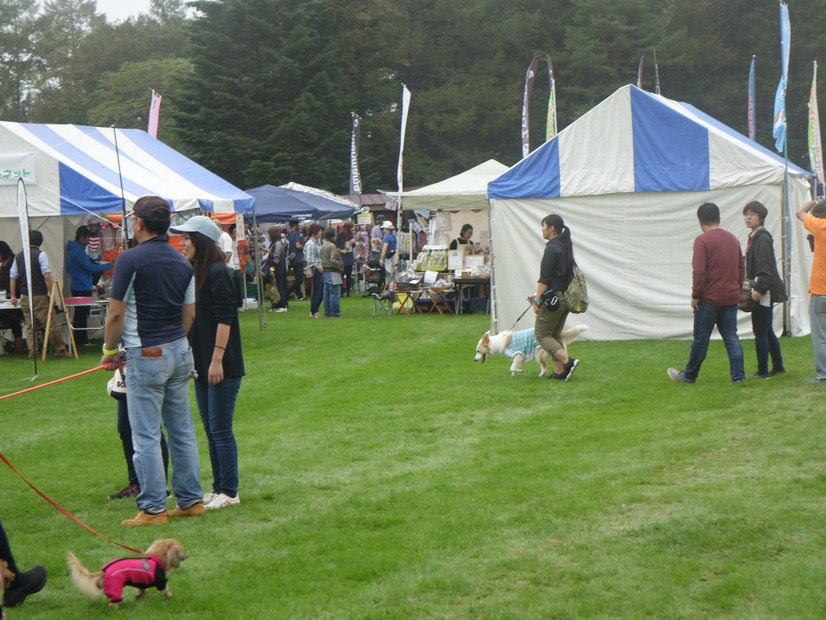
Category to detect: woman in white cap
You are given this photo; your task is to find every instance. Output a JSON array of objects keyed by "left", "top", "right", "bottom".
[{"left": 171, "top": 216, "right": 245, "bottom": 510}]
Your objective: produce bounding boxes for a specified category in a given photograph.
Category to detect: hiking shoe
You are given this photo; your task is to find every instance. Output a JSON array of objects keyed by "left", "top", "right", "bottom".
[
  {"left": 205, "top": 493, "right": 240, "bottom": 510},
  {"left": 562, "top": 358, "right": 579, "bottom": 382},
  {"left": 750, "top": 372, "right": 771, "bottom": 379},
  {"left": 169, "top": 500, "right": 205, "bottom": 518},
  {"left": 121, "top": 510, "right": 168, "bottom": 527},
  {"left": 770, "top": 368, "right": 786, "bottom": 376},
  {"left": 108, "top": 483, "right": 140, "bottom": 500},
  {"left": 3, "top": 565, "right": 47, "bottom": 608},
  {"left": 667, "top": 368, "right": 695, "bottom": 384},
  {"left": 53, "top": 350, "right": 70, "bottom": 358}
]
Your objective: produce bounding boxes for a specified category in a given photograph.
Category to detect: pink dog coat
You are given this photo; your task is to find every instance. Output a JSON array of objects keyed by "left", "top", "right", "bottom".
[{"left": 101, "top": 554, "right": 167, "bottom": 603}]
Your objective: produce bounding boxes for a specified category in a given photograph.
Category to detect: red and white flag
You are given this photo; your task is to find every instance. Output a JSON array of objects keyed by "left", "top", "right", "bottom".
[{"left": 147, "top": 90, "right": 162, "bottom": 138}]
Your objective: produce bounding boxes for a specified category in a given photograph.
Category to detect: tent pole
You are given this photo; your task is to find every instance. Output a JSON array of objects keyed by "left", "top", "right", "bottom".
[
  {"left": 252, "top": 212, "right": 266, "bottom": 330},
  {"left": 112, "top": 128, "right": 129, "bottom": 246},
  {"left": 781, "top": 154, "right": 792, "bottom": 336}
]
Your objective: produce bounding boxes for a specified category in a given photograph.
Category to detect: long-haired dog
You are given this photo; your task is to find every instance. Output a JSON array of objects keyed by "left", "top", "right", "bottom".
[
  {"left": 67, "top": 539, "right": 186, "bottom": 610},
  {"left": 474, "top": 325, "right": 588, "bottom": 376},
  {"left": 0, "top": 560, "right": 14, "bottom": 620}
]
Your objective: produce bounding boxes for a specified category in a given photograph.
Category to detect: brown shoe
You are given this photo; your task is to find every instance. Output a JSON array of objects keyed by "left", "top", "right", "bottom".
[
  {"left": 169, "top": 500, "right": 205, "bottom": 518},
  {"left": 121, "top": 510, "right": 168, "bottom": 527},
  {"left": 53, "top": 350, "right": 70, "bottom": 358}
]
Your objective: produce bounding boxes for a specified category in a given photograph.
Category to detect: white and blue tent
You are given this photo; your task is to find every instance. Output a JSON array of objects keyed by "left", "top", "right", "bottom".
[
  {"left": 488, "top": 85, "right": 814, "bottom": 340},
  {"left": 0, "top": 121, "right": 254, "bottom": 283}
]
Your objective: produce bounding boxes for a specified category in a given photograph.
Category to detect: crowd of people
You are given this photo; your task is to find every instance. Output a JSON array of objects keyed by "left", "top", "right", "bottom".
[{"left": 4, "top": 195, "right": 826, "bottom": 608}]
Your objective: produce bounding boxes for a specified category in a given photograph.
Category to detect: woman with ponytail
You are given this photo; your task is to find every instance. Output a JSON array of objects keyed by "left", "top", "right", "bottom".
[{"left": 529, "top": 214, "right": 580, "bottom": 381}]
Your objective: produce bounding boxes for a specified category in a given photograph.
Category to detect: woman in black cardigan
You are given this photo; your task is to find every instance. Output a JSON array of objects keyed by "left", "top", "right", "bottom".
[
  {"left": 743, "top": 201, "right": 786, "bottom": 378},
  {"left": 171, "top": 216, "right": 245, "bottom": 510}
]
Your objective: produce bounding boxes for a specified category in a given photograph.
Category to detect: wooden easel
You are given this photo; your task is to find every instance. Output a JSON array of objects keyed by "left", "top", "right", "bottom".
[{"left": 42, "top": 281, "right": 78, "bottom": 360}]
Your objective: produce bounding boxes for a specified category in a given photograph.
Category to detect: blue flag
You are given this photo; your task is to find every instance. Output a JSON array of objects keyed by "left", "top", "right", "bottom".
[{"left": 773, "top": 3, "right": 790, "bottom": 152}]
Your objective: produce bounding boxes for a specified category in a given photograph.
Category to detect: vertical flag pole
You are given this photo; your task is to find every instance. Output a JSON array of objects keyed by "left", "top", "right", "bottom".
[{"left": 748, "top": 55, "right": 757, "bottom": 141}]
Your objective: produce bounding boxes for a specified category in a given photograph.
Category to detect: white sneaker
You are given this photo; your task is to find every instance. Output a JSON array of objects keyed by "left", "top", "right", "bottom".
[
  {"left": 275, "top": 307, "right": 288, "bottom": 313},
  {"left": 205, "top": 493, "right": 240, "bottom": 510},
  {"left": 203, "top": 492, "right": 218, "bottom": 504}
]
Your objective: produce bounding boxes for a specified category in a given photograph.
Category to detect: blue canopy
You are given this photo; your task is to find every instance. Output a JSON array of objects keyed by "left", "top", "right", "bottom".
[{"left": 246, "top": 184, "right": 356, "bottom": 222}]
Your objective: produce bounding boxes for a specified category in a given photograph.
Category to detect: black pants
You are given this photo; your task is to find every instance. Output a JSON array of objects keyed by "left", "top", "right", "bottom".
[
  {"left": 342, "top": 263, "right": 354, "bottom": 295},
  {"left": 0, "top": 519, "right": 17, "bottom": 574},
  {"left": 288, "top": 261, "right": 305, "bottom": 299},
  {"left": 70, "top": 289, "right": 92, "bottom": 345},
  {"left": 117, "top": 400, "right": 169, "bottom": 486},
  {"left": 230, "top": 269, "right": 245, "bottom": 308}
]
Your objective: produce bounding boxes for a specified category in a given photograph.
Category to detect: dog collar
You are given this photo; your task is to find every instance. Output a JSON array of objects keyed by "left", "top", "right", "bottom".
[{"left": 147, "top": 553, "right": 166, "bottom": 571}]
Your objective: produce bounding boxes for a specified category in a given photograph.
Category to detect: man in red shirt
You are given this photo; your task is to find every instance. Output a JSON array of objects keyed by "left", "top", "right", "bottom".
[{"left": 668, "top": 202, "right": 746, "bottom": 384}]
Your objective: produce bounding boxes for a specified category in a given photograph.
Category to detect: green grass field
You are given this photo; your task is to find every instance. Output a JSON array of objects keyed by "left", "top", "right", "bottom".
[{"left": 1, "top": 296, "right": 825, "bottom": 619}]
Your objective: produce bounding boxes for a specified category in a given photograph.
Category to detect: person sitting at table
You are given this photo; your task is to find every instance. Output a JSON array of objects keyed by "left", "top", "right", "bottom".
[
  {"left": 449, "top": 224, "right": 474, "bottom": 250},
  {"left": 0, "top": 241, "right": 25, "bottom": 354},
  {"left": 66, "top": 226, "right": 112, "bottom": 346}
]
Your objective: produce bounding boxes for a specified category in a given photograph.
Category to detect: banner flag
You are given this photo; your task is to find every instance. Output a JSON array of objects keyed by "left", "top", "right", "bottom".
[
  {"left": 521, "top": 56, "right": 540, "bottom": 158},
  {"left": 808, "top": 61, "right": 825, "bottom": 184},
  {"left": 653, "top": 49, "right": 661, "bottom": 95},
  {"left": 147, "top": 90, "right": 162, "bottom": 138},
  {"left": 637, "top": 55, "right": 645, "bottom": 89},
  {"left": 397, "top": 84, "right": 411, "bottom": 193},
  {"left": 773, "top": 3, "right": 790, "bottom": 153},
  {"left": 545, "top": 55, "right": 557, "bottom": 141},
  {"left": 349, "top": 113, "right": 362, "bottom": 195},
  {"left": 748, "top": 55, "right": 756, "bottom": 141}
]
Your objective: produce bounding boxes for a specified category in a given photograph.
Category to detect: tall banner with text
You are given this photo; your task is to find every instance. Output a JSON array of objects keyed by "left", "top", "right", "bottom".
[
  {"left": 349, "top": 113, "right": 362, "bottom": 195},
  {"left": 397, "top": 85, "right": 411, "bottom": 193},
  {"left": 147, "top": 90, "right": 162, "bottom": 138},
  {"left": 521, "top": 56, "right": 540, "bottom": 158},
  {"left": 808, "top": 61, "right": 825, "bottom": 185}
]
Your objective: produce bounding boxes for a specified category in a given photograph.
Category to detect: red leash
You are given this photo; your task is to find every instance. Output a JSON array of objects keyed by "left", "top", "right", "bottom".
[
  {"left": 0, "top": 365, "right": 106, "bottom": 401},
  {"left": 0, "top": 364, "right": 142, "bottom": 554},
  {"left": 0, "top": 452, "right": 143, "bottom": 554}
]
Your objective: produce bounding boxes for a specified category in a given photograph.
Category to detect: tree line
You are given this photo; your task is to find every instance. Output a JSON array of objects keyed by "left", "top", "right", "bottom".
[{"left": 2, "top": 0, "right": 825, "bottom": 194}]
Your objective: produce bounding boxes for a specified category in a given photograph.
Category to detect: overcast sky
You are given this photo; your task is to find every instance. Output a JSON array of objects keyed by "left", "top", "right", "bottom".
[{"left": 96, "top": 0, "right": 153, "bottom": 23}]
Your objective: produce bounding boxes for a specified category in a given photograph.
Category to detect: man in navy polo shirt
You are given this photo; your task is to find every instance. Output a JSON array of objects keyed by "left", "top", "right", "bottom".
[{"left": 100, "top": 196, "right": 204, "bottom": 526}]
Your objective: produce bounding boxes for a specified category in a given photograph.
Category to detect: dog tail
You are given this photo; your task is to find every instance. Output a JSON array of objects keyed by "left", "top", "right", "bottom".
[
  {"left": 66, "top": 551, "right": 103, "bottom": 600},
  {"left": 562, "top": 324, "right": 589, "bottom": 342}
]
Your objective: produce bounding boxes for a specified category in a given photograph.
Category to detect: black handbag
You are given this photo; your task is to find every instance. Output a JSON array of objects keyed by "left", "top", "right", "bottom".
[{"left": 738, "top": 279, "right": 759, "bottom": 313}]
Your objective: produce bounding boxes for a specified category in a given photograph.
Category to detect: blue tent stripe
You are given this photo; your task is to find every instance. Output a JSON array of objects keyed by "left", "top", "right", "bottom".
[
  {"left": 631, "top": 88, "right": 710, "bottom": 192},
  {"left": 59, "top": 162, "right": 123, "bottom": 214},
  {"left": 488, "top": 139, "right": 560, "bottom": 199}
]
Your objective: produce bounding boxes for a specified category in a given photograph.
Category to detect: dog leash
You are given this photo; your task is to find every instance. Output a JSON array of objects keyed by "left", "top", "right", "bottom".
[
  {"left": 0, "top": 364, "right": 143, "bottom": 554},
  {"left": 0, "top": 451, "right": 143, "bottom": 554},
  {"left": 507, "top": 303, "right": 534, "bottom": 332}
]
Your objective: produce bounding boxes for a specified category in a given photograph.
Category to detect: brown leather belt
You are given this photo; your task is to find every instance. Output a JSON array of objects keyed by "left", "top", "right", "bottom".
[{"left": 141, "top": 347, "right": 163, "bottom": 357}]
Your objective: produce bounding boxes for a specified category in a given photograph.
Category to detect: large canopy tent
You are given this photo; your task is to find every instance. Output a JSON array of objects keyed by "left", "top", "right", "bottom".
[
  {"left": 246, "top": 184, "right": 357, "bottom": 223},
  {"left": 391, "top": 159, "right": 508, "bottom": 245},
  {"left": 488, "top": 85, "right": 814, "bottom": 341},
  {"left": 0, "top": 121, "right": 254, "bottom": 282}
]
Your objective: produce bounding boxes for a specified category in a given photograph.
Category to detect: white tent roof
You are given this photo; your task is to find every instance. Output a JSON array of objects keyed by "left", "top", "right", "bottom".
[
  {"left": 392, "top": 159, "right": 508, "bottom": 211},
  {"left": 488, "top": 85, "right": 813, "bottom": 341},
  {"left": 0, "top": 121, "right": 253, "bottom": 218}
]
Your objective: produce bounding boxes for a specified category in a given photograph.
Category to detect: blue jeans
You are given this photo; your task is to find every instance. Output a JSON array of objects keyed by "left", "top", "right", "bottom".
[
  {"left": 684, "top": 300, "right": 744, "bottom": 382},
  {"left": 810, "top": 294, "right": 826, "bottom": 381},
  {"left": 310, "top": 269, "right": 323, "bottom": 315},
  {"left": 750, "top": 304, "right": 784, "bottom": 374},
  {"left": 322, "top": 271, "right": 341, "bottom": 317},
  {"left": 125, "top": 337, "right": 202, "bottom": 513},
  {"left": 194, "top": 376, "right": 241, "bottom": 497}
]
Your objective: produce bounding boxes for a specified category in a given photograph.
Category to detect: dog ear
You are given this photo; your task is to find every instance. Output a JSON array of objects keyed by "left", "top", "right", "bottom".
[{"left": 482, "top": 332, "right": 490, "bottom": 345}]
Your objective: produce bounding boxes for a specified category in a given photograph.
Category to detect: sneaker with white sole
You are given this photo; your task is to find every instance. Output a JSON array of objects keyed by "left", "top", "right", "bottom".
[
  {"left": 562, "top": 358, "right": 580, "bottom": 382},
  {"left": 205, "top": 493, "right": 240, "bottom": 510},
  {"left": 203, "top": 492, "right": 218, "bottom": 504}
]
